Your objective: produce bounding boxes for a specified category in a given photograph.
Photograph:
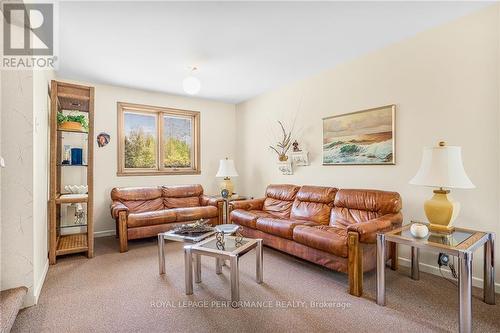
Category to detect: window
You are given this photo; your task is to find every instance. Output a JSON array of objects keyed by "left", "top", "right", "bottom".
[{"left": 117, "top": 102, "right": 200, "bottom": 176}]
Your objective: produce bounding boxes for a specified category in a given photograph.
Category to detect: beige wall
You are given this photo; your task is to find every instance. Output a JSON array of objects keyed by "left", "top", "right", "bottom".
[
  {"left": 235, "top": 5, "right": 500, "bottom": 289},
  {"left": 54, "top": 81, "right": 237, "bottom": 235},
  {"left": 32, "top": 69, "right": 54, "bottom": 304}
]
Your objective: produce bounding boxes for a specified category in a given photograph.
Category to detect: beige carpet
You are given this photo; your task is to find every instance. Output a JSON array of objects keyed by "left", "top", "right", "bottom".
[{"left": 13, "top": 236, "right": 500, "bottom": 333}]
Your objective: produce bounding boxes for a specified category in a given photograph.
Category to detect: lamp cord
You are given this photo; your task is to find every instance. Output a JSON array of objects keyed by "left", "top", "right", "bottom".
[{"left": 439, "top": 255, "right": 458, "bottom": 287}]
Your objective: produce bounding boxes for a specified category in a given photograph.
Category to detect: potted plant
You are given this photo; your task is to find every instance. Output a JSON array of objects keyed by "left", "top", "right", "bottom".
[
  {"left": 57, "top": 112, "right": 88, "bottom": 132},
  {"left": 269, "top": 121, "right": 293, "bottom": 161}
]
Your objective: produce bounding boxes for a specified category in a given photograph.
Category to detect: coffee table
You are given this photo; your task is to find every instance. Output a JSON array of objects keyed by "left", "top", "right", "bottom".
[
  {"left": 158, "top": 228, "right": 215, "bottom": 275},
  {"left": 377, "top": 223, "right": 495, "bottom": 333},
  {"left": 184, "top": 236, "right": 263, "bottom": 307}
]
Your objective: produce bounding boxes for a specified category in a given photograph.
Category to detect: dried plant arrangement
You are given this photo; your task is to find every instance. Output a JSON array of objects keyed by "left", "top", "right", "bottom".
[{"left": 269, "top": 120, "right": 294, "bottom": 161}]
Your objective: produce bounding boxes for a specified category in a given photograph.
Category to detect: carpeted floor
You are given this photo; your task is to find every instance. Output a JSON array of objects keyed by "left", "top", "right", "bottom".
[{"left": 13, "top": 236, "right": 500, "bottom": 332}]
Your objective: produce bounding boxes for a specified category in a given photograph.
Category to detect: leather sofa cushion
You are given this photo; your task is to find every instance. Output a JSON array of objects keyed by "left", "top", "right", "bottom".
[
  {"left": 293, "top": 225, "right": 348, "bottom": 258},
  {"left": 122, "top": 198, "right": 164, "bottom": 214},
  {"left": 331, "top": 189, "right": 402, "bottom": 226},
  {"left": 128, "top": 209, "right": 177, "bottom": 228},
  {"left": 231, "top": 209, "right": 274, "bottom": 229},
  {"left": 111, "top": 187, "right": 164, "bottom": 214},
  {"left": 111, "top": 187, "right": 162, "bottom": 201},
  {"left": 263, "top": 184, "right": 300, "bottom": 218},
  {"left": 162, "top": 184, "right": 203, "bottom": 198},
  {"left": 164, "top": 196, "right": 200, "bottom": 209},
  {"left": 173, "top": 206, "right": 218, "bottom": 222},
  {"left": 290, "top": 186, "right": 337, "bottom": 224},
  {"left": 256, "top": 217, "right": 313, "bottom": 240}
]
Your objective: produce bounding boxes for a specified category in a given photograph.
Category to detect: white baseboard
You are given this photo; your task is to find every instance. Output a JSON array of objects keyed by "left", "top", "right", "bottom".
[
  {"left": 398, "top": 256, "right": 500, "bottom": 293},
  {"left": 33, "top": 259, "right": 49, "bottom": 304},
  {"left": 22, "top": 258, "right": 49, "bottom": 308},
  {"left": 94, "top": 229, "right": 116, "bottom": 238}
]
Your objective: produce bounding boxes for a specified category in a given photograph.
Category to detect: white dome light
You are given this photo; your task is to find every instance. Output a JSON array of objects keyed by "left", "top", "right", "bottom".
[{"left": 182, "top": 76, "right": 201, "bottom": 95}]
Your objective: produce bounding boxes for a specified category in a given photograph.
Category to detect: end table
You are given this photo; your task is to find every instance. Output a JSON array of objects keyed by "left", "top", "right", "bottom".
[{"left": 376, "top": 223, "right": 495, "bottom": 333}]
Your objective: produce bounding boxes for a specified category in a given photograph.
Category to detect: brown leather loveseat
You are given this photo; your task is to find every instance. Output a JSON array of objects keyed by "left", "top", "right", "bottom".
[
  {"left": 230, "top": 184, "right": 402, "bottom": 296},
  {"left": 110, "top": 184, "right": 222, "bottom": 252}
]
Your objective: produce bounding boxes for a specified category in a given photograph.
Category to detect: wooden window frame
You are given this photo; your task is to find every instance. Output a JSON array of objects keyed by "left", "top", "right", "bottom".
[{"left": 117, "top": 102, "right": 201, "bottom": 176}]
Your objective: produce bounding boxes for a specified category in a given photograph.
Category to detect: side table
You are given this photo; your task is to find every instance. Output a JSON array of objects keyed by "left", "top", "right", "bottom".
[
  {"left": 184, "top": 235, "right": 263, "bottom": 307},
  {"left": 158, "top": 228, "right": 215, "bottom": 275},
  {"left": 376, "top": 223, "right": 495, "bottom": 333},
  {"left": 210, "top": 195, "right": 251, "bottom": 224}
]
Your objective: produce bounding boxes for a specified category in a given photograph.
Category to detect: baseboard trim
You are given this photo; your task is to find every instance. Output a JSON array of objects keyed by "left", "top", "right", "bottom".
[
  {"left": 398, "top": 256, "right": 500, "bottom": 293},
  {"left": 94, "top": 229, "right": 116, "bottom": 238},
  {"left": 33, "top": 259, "right": 49, "bottom": 304}
]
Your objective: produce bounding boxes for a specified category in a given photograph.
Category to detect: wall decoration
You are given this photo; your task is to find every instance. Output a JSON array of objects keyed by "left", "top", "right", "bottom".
[
  {"left": 269, "top": 121, "right": 293, "bottom": 161},
  {"left": 278, "top": 161, "right": 293, "bottom": 175},
  {"left": 322, "top": 105, "right": 395, "bottom": 165},
  {"left": 97, "top": 132, "right": 110, "bottom": 147},
  {"left": 291, "top": 151, "right": 309, "bottom": 166}
]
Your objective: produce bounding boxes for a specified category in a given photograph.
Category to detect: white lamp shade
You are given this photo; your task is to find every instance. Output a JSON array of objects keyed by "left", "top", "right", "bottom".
[
  {"left": 216, "top": 159, "right": 238, "bottom": 178},
  {"left": 409, "top": 145, "right": 475, "bottom": 189}
]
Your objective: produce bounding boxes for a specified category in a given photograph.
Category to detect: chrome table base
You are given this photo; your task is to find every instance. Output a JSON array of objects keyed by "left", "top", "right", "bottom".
[
  {"left": 184, "top": 239, "right": 263, "bottom": 308},
  {"left": 376, "top": 232, "right": 495, "bottom": 333}
]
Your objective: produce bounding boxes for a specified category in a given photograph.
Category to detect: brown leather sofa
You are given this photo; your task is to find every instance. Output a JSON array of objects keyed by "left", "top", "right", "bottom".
[
  {"left": 110, "top": 184, "right": 222, "bottom": 252},
  {"left": 230, "top": 184, "right": 402, "bottom": 296}
]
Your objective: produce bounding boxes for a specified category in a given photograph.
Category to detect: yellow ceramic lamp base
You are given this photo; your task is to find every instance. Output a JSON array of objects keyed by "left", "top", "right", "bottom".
[
  {"left": 424, "top": 189, "right": 460, "bottom": 233},
  {"left": 219, "top": 178, "right": 234, "bottom": 197}
]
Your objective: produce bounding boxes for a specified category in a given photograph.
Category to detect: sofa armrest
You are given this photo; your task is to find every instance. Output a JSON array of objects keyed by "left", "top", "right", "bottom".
[
  {"left": 111, "top": 201, "right": 129, "bottom": 219},
  {"left": 200, "top": 195, "right": 223, "bottom": 207},
  {"left": 230, "top": 198, "right": 265, "bottom": 211},
  {"left": 347, "top": 212, "right": 403, "bottom": 243}
]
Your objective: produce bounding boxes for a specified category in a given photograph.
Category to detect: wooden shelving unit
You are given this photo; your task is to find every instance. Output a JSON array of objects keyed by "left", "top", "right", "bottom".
[{"left": 49, "top": 81, "right": 94, "bottom": 264}]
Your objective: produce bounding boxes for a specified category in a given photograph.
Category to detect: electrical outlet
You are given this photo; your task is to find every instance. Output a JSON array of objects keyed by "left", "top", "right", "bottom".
[
  {"left": 0, "top": 156, "right": 5, "bottom": 168},
  {"left": 438, "top": 253, "right": 449, "bottom": 267}
]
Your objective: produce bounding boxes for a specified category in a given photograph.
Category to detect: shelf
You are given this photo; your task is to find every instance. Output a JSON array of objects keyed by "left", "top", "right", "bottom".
[
  {"left": 56, "top": 194, "right": 88, "bottom": 204},
  {"left": 60, "top": 224, "right": 87, "bottom": 229},
  {"left": 58, "top": 164, "right": 88, "bottom": 167},
  {"left": 57, "top": 128, "right": 88, "bottom": 134},
  {"left": 56, "top": 233, "right": 88, "bottom": 256}
]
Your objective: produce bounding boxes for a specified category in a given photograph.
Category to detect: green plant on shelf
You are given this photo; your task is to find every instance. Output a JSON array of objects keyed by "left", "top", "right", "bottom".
[{"left": 57, "top": 112, "right": 89, "bottom": 131}]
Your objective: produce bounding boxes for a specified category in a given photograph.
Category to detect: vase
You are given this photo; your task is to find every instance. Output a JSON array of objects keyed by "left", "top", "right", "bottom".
[{"left": 278, "top": 155, "right": 288, "bottom": 162}]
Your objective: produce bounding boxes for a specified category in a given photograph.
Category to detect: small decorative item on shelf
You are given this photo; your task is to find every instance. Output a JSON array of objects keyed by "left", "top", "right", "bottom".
[
  {"left": 73, "top": 203, "right": 86, "bottom": 225},
  {"left": 97, "top": 132, "right": 110, "bottom": 147},
  {"left": 62, "top": 145, "right": 71, "bottom": 164},
  {"left": 71, "top": 148, "right": 83, "bottom": 165},
  {"left": 57, "top": 112, "right": 88, "bottom": 132},
  {"left": 269, "top": 121, "right": 293, "bottom": 162},
  {"left": 64, "top": 185, "right": 88, "bottom": 194},
  {"left": 410, "top": 222, "right": 429, "bottom": 238},
  {"left": 292, "top": 140, "right": 301, "bottom": 152},
  {"left": 173, "top": 219, "right": 213, "bottom": 236},
  {"left": 278, "top": 161, "right": 293, "bottom": 175}
]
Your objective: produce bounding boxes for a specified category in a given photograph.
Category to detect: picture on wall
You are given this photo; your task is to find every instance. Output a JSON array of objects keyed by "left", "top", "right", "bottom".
[{"left": 323, "top": 105, "right": 395, "bottom": 165}]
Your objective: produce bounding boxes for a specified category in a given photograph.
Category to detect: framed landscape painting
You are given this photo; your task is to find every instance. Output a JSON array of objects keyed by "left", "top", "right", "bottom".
[{"left": 323, "top": 105, "right": 395, "bottom": 165}]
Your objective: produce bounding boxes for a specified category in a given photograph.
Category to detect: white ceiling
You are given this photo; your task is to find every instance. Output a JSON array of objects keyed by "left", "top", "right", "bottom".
[{"left": 57, "top": 1, "right": 490, "bottom": 104}]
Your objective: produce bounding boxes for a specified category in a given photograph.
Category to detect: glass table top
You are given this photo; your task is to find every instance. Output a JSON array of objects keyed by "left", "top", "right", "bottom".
[
  {"left": 199, "top": 237, "right": 250, "bottom": 253},
  {"left": 396, "top": 228, "right": 474, "bottom": 247}
]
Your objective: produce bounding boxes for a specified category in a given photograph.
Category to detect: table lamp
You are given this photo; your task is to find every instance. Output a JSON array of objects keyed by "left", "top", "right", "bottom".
[
  {"left": 216, "top": 158, "right": 238, "bottom": 197},
  {"left": 409, "top": 142, "right": 475, "bottom": 233}
]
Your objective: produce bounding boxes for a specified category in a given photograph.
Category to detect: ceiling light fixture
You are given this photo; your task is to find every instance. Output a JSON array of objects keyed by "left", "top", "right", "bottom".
[{"left": 183, "top": 66, "right": 201, "bottom": 95}]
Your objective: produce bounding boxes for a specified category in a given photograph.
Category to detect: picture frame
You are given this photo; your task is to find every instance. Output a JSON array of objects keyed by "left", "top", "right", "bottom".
[
  {"left": 322, "top": 105, "right": 396, "bottom": 165},
  {"left": 291, "top": 151, "right": 309, "bottom": 166},
  {"left": 277, "top": 161, "right": 293, "bottom": 175}
]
